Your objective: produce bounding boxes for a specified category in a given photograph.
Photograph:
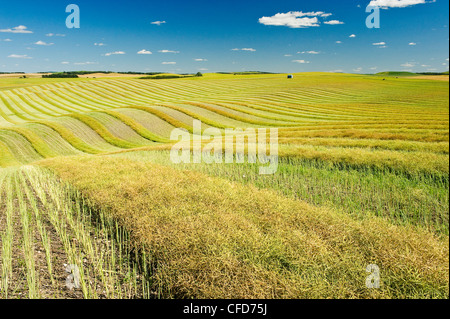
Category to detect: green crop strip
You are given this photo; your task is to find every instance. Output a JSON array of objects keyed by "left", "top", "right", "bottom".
[
  {"left": 50, "top": 89, "right": 107, "bottom": 111},
  {"left": 206, "top": 101, "right": 329, "bottom": 122},
  {"left": 0, "top": 141, "right": 20, "bottom": 167},
  {"left": 32, "top": 120, "right": 102, "bottom": 154},
  {"left": 15, "top": 93, "right": 60, "bottom": 117},
  {"left": 125, "top": 105, "right": 193, "bottom": 132},
  {"left": 156, "top": 103, "right": 232, "bottom": 129},
  {"left": 0, "top": 94, "right": 36, "bottom": 121},
  {"left": 100, "top": 110, "right": 170, "bottom": 143},
  {"left": 0, "top": 106, "right": 18, "bottom": 125},
  {"left": 67, "top": 113, "right": 145, "bottom": 149},
  {"left": 0, "top": 127, "right": 58, "bottom": 158},
  {"left": 178, "top": 101, "right": 294, "bottom": 126}
]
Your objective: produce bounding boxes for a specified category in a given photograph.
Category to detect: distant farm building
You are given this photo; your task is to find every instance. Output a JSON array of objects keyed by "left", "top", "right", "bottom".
[{"left": 287, "top": 74, "right": 294, "bottom": 79}]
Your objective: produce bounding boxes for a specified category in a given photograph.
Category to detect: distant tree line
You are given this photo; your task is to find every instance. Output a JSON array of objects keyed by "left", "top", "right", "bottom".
[
  {"left": 216, "top": 71, "right": 277, "bottom": 75},
  {"left": 140, "top": 72, "right": 203, "bottom": 80},
  {"left": 376, "top": 71, "right": 449, "bottom": 76},
  {"left": 140, "top": 75, "right": 183, "bottom": 79},
  {"left": 42, "top": 72, "right": 79, "bottom": 78},
  {"left": 416, "top": 72, "right": 449, "bottom": 76},
  {"left": 57, "top": 71, "right": 164, "bottom": 75},
  {"left": 41, "top": 71, "right": 167, "bottom": 77}
]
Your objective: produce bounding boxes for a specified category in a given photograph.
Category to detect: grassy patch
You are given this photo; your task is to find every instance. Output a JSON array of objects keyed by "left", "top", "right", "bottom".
[
  {"left": 0, "top": 166, "right": 156, "bottom": 299},
  {"left": 38, "top": 156, "right": 449, "bottom": 299},
  {"left": 109, "top": 150, "right": 449, "bottom": 235}
]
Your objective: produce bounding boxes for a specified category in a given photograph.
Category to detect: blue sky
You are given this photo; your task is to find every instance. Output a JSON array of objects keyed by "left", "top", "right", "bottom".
[{"left": 0, "top": 0, "right": 448, "bottom": 73}]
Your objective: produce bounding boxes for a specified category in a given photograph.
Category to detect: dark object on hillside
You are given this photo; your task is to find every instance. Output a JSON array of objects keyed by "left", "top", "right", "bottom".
[
  {"left": 140, "top": 75, "right": 184, "bottom": 80},
  {"left": 216, "top": 71, "right": 278, "bottom": 75},
  {"left": 287, "top": 75, "right": 294, "bottom": 79},
  {"left": 42, "top": 72, "right": 79, "bottom": 78},
  {"left": 140, "top": 73, "right": 203, "bottom": 80},
  {"left": 417, "top": 71, "right": 449, "bottom": 75}
]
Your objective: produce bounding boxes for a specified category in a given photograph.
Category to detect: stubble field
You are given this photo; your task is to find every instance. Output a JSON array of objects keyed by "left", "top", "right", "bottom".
[{"left": 0, "top": 72, "right": 448, "bottom": 299}]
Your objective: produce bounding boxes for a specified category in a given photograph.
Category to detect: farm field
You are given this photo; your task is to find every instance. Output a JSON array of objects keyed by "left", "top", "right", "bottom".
[{"left": 0, "top": 72, "right": 448, "bottom": 299}]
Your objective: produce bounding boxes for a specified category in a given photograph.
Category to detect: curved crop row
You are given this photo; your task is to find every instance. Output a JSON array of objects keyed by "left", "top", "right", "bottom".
[
  {"left": 0, "top": 127, "right": 58, "bottom": 158},
  {"left": 0, "top": 140, "right": 21, "bottom": 167},
  {"left": 67, "top": 113, "right": 146, "bottom": 149},
  {"left": 279, "top": 137, "right": 449, "bottom": 154},
  {"left": 0, "top": 75, "right": 448, "bottom": 175},
  {"left": 100, "top": 110, "right": 170, "bottom": 143},
  {"left": 125, "top": 105, "right": 193, "bottom": 132},
  {"left": 31, "top": 120, "right": 102, "bottom": 154},
  {"left": 180, "top": 101, "right": 296, "bottom": 126},
  {"left": 115, "top": 108, "right": 177, "bottom": 138}
]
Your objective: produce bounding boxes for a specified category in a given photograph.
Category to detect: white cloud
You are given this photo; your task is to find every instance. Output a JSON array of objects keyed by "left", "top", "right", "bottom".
[
  {"left": 258, "top": 11, "right": 334, "bottom": 28},
  {"left": 284, "top": 54, "right": 293, "bottom": 57},
  {"left": 198, "top": 68, "right": 208, "bottom": 71},
  {"left": 104, "top": 51, "right": 126, "bottom": 56},
  {"left": 162, "top": 62, "right": 176, "bottom": 65},
  {"left": 373, "top": 42, "right": 388, "bottom": 48},
  {"left": 409, "top": 42, "right": 417, "bottom": 45},
  {"left": 95, "top": 43, "right": 106, "bottom": 46},
  {"left": 8, "top": 54, "right": 32, "bottom": 59},
  {"left": 369, "top": 0, "right": 435, "bottom": 9},
  {"left": 353, "top": 67, "right": 363, "bottom": 72},
  {"left": 137, "top": 49, "right": 153, "bottom": 55},
  {"left": 292, "top": 60, "right": 310, "bottom": 64},
  {"left": 61, "top": 62, "right": 70, "bottom": 65},
  {"left": 324, "top": 20, "right": 345, "bottom": 25},
  {"left": 401, "top": 62, "right": 416, "bottom": 67},
  {"left": 349, "top": 34, "right": 356, "bottom": 38},
  {"left": 232, "top": 48, "right": 256, "bottom": 52},
  {"left": 336, "top": 41, "right": 343, "bottom": 44},
  {"left": 46, "top": 33, "right": 65, "bottom": 37},
  {"left": 159, "top": 50, "right": 180, "bottom": 53},
  {"left": 35, "top": 40, "right": 54, "bottom": 46},
  {"left": 1, "top": 38, "right": 12, "bottom": 42},
  {"left": 298, "top": 51, "right": 320, "bottom": 54},
  {"left": 0, "top": 25, "right": 33, "bottom": 34},
  {"left": 74, "top": 62, "right": 97, "bottom": 65},
  {"left": 151, "top": 21, "right": 166, "bottom": 26},
  {"left": 194, "top": 58, "right": 208, "bottom": 61}
]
